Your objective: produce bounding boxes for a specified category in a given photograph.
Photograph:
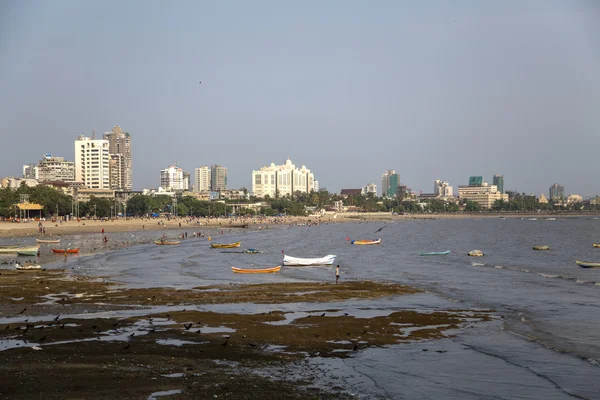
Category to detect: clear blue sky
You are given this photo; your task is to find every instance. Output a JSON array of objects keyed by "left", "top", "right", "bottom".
[{"left": 1, "top": 1, "right": 598, "bottom": 196}]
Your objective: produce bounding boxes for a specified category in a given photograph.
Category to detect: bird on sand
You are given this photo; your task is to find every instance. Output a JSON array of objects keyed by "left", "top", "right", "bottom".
[{"left": 184, "top": 323, "right": 193, "bottom": 330}]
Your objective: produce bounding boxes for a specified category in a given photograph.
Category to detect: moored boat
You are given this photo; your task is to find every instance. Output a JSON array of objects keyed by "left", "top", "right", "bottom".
[
  {"left": 283, "top": 254, "right": 337, "bottom": 266},
  {"left": 468, "top": 250, "right": 484, "bottom": 257},
  {"left": 243, "top": 248, "right": 263, "bottom": 254},
  {"left": 351, "top": 238, "right": 381, "bottom": 245},
  {"left": 36, "top": 238, "right": 61, "bottom": 244},
  {"left": 52, "top": 248, "right": 80, "bottom": 254},
  {"left": 420, "top": 250, "right": 450, "bottom": 256},
  {"left": 1, "top": 246, "right": 39, "bottom": 254},
  {"left": 533, "top": 245, "right": 550, "bottom": 250},
  {"left": 231, "top": 266, "right": 281, "bottom": 274},
  {"left": 15, "top": 262, "right": 42, "bottom": 270},
  {"left": 593, "top": 244, "right": 600, "bottom": 248},
  {"left": 575, "top": 260, "right": 600, "bottom": 268},
  {"left": 17, "top": 249, "right": 39, "bottom": 256},
  {"left": 211, "top": 241, "right": 241, "bottom": 249},
  {"left": 154, "top": 240, "right": 180, "bottom": 245}
]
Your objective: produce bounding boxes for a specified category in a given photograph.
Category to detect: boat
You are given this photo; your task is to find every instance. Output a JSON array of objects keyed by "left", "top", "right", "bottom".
[
  {"left": 231, "top": 266, "right": 281, "bottom": 274},
  {"left": 52, "top": 248, "right": 80, "bottom": 254},
  {"left": 0, "top": 244, "right": 19, "bottom": 249},
  {"left": 243, "top": 248, "right": 263, "bottom": 254},
  {"left": 593, "top": 244, "right": 600, "bottom": 248},
  {"left": 468, "top": 250, "right": 484, "bottom": 257},
  {"left": 0, "top": 246, "right": 39, "bottom": 254},
  {"left": 545, "top": 218, "right": 556, "bottom": 221},
  {"left": 575, "top": 260, "right": 600, "bottom": 268},
  {"left": 350, "top": 238, "right": 381, "bottom": 245},
  {"left": 15, "top": 262, "right": 42, "bottom": 270},
  {"left": 154, "top": 240, "right": 180, "bottom": 245},
  {"left": 420, "top": 250, "right": 450, "bottom": 256},
  {"left": 36, "top": 238, "right": 60, "bottom": 244},
  {"left": 210, "top": 241, "right": 241, "bottom": 249},
  {"left": 283, "top": 254, "right": 337, "bottom": 266},
  {"left": 533, "top": 245, "right": 550, "bottom": 250},
  {"left": 528, "top": 218, "right": 538, "bottom": 221},
  {"left": 229, "top": 223, "right": 249, "bottom": 228},
  {"left": 17, "top": 249, "right": 39, "bottom": 256}
]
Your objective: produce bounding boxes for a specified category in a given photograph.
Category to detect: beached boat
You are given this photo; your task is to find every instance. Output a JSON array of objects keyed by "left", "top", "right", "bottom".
[
  {"left": 36, "top": 238, "right": 60, "bottom": 244},
  {"left": 0, "top": 244, "right": 19, "bottom": 249},
  {"left": 283, "top": 254, "right": 337, "bottom": 266},
  {"left": 231, "top": 266, "right": 281, "bottom": 274},
  {"left": 0, "top": 246, "right": 39, "bottom": 254},
  {"left": 420, "top": 250, "right": 450, "bottom": 256},
  {"left": 154, "top": 240, "right": 180, "bottom": 245},
  {"left": 593, "top": 244, "right": 600, "bottom": 248},
  {"left": 15, "top": 262, "right": 42, "bottom": 270},
  {"left": 52, "top": 248, "right": 80, "bottom": 254},
  {"left": 243, "top": 248, "right": 263, "bottom": 254},
  {"left": 229, "top": 223, "right": 249, "bottom": 228},
  {"left": 351, "top": 238, "right": 381, "bottom": 245},
  {"left": 575, "top": 260, "right": 600, "bottom": 268},
  {"left": 468, "top": 250, "right": 484, "bottom": 257},
  {"left": 533, "top": 245, "right": 550, "bottom": 250},
  {"left": 211, "top": 241, "right": 241, "bottom": 249},
  {"left": 17, "top": 248, "right": 39, "bottom": 256}
]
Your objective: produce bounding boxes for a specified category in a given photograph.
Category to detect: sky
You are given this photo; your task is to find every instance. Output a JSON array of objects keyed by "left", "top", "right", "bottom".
[{"left": 1, "top": 1, "right": 599, "bottom": 197}]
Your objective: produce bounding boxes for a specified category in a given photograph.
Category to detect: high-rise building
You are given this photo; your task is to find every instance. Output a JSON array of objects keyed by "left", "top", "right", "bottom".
[
  {"left": 252, "top": 159, "right": 314, "bottom": 198},
  {"left": 160, "top": 164, "right": 185, "bottom": 191},
  {"left": 194, "top": 166, "right": 211, "bottom": 193},
  {"left": 493, "top": 174, "right": 504, "bottom": 194},
  {"left": 434, "top": 180, "right": 453, "bottom": 197},
  {"left": 549, "top": 183, "right": 564, "bottom": 200},
  {"left": 103, "top": 126, "right": 132, "bottom": 191},
  {"left": 183, "top": 172, "right": 191, "bottom": 191},
  {"left": 313, "top": 180, "right": 319, "bottom": 192},
  {"left": 211, "top": 165, "right": 228, "bottom": 192},
  {"left": 75, "top": 136, "right": 110, "bottom": 189},
  {"left": 37, "top": 155, "right": 75, "bottom": 182},
  {"left": 381, "top": 170, "right": 400, "bottom": 198},
  {"left": 362, "top": 183, "right": 377, "bottom": 195},
  {"left": 469, "top": 176, "right": 483, "bottom": 186},
  {"left": 22, "top": 164, "right": 38, "bottom": 180}
]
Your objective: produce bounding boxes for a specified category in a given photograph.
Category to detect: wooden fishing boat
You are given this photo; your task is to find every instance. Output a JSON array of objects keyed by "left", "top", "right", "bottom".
[
  {"left": 154, "top": 240, "right": 180, "bottom": 245},
  {"left": 533, "top": 245, "right": 550, "bottom": 250},
  {"left": 52, "top": 248, "right": 80, "bottom": 254},
  {"left": 231, "top": 266, "right": 281, "bottom": 274},
  {"left": 0, "top": 244, "right": 19, "bottom": 249},
  {"left": 36, "top": 238, "right": 60, "bottom": 244},
  {"left": 211, "top": 241, "right": 241, "bottom": 249},
  {"left": 576, "top": 260, "right": 600, "bottom": 268},
  {"left": 243, "top": 248, "right": 263, "bottom": 254},
  {"left": 593, "top": 244, "right": 600, "bottom": 248},
  {"left": 420, "top": 250, "right": 450, "bottom": 256},
  {"left": 0, "top": 246, "right": 39, "bottom": 254},
  {"left": 17, "top": 249, "right": 39, "bottom": 256},
  {"left": 15, "top": 262, "right": 42, "bottom": 270},
  {"left": 283, "top": 254, "right": 337, "bottom": 266},
  {"left": 468, "top": 250, "right": 484, "bottom": 257},
  {"left": 350, "top": 238, "right": 381, "bottom": 245}
]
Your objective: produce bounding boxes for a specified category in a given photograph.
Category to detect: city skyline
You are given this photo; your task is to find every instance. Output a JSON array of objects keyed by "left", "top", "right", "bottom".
[{"left": 1, "top": 2, "right": 598, "bottom": 196}]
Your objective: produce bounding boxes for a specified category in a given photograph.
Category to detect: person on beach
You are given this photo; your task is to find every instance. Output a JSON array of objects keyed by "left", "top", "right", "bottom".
[{"left": 335, "top": 265, "right": 340, "bottom": 284}]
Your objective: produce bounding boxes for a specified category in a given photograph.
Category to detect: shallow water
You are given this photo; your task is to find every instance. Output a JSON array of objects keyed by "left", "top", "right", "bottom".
[{"left": 4, "top": 218, "right": 600, "bottom": 398}]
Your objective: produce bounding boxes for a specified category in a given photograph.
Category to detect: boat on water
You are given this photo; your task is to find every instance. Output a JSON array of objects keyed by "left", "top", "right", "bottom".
[
  {"left": 575, "top": 260, "right": 600, "bottom": 268},
  {"left": 15, "top": 262, "right": 42, "bottom": 270},
  {"left": 528, "top": 218, "right": 538, "bottom": 221},
  {"left": 154, "top": 240, "right": 180, "bottom": 245},
  {"left": 351, "top": 238, "right": 381, "bottom": 245},
  {"left": 0, "top": 246, "right": 39, "bottom": 254},
  {"left": 420, "top": 250, "right": 450, "bottom": 256},
  {"left": 17, "top": 249, "right": 40, "bottom": 256},
  {"left": 210, "top": 241, "right": 241, "bottom": 249},
  {"left": 36, "top": 238, "right": 60, "bottom": 244},
  {"left": 283, "top": 254, "right": 337, "bottom": 266},
  {"left": 52, "top": 248, "right": 80, "bottom": 254},
  {"left": 593, "top": 244, "right": 600, "bottom": 248},
  {"left": 231, "top": 266, "right": 281, "bottom": 274},
  {"left": 545, "top": 218, "right": 556, "bottom": 221},
  {"left": 243, "top": 248, "right": 263, "bottom": 254},
  {"left": 533, "top": 245, "right": 550, "bottom": 250},
  {"left": 468, "top": 250, "right": 485, "bottom": 257}
]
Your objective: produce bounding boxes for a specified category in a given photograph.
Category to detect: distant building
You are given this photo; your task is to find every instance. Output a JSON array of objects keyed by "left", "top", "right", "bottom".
[
  {"left": 75, "top": 188, "right": 115, "bottom": 203},
  {"left": 183, "top": 172, "right": 191, "bottom": 192},
  {"left": 362, "top": 183, "right": 377, "bottom": 196},
  {"left": 381, "top": 170, "right": 400, "bottom": 198},
  {"left": 458, "top": 183, "right": 508, "bottom": 208},
  {"left": 590, "top": 196, "right": 600, "bottom": 206},
  {"left": 313, "top": 180, "right": 319, "bottom": 192},
  {"left": 75, "top": 135, "right": 110, "bottom": 189},
  {"left": 211, "top": 165, "right": 228, "bottom": 192},
  {"left": 22, "top": 164, "right": 38, "bottom": 180},
  {"left": 219, "top": 189, "right": 249, "bottom": 201},
  {"left": 469, "top": 176, "right": 483, "bottom": 186},
  {"left": 194, "top": 166, "right": 211, "bottom": 193},
  {"left": 493, "top": 174, "right": 504, "bottom": 194},
  {"left": 1, "top": 177, "right": 39, "bottom": 189},
  {"left": 433, "top": 180, "right": 453, "bottom": 197},
  {"left": 160, "top": 164, "right": 185, "bottom": 191},
  {"left": 252, "top": 159, "right": 315, "bottom": 198},
  {"left": 567, "top": 194, "right": 582, "bottom": 204},
  {"left": 340, "top": 189, "right": 362, "bottom": 198},
  {"left": 549, "top": 184, "right": 564, "bottom": 200},
  {"left": 37, "top": 154, "right": 76, "bottom": 183},
  {"left": 103, "top": 126, "right": 132, "bottom": 191},
  {"left": 538, "top": 193, "right": 549, "bottom": 204}
]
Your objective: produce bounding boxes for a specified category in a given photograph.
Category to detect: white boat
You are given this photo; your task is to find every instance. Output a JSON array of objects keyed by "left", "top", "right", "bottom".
[
  {"left": 282, "top": 254, "right": 337, "bottom": 266},
  {"left": 36, "top": 238, "right": 60, "bottom": 244},
  {"left": 15, "top": 263, "right": 42, "bottom": 270}
]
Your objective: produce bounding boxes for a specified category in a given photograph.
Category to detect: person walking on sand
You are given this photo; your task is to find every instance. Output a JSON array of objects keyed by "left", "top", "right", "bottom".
[{"left": 335, "top": 265, "right": 340, "bottom": 284}]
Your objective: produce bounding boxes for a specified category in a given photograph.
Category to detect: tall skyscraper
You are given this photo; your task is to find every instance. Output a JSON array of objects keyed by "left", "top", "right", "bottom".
[
  {"left": 194, "top": 166, "right": 211, "bottom": 193},
  {"left": 381, "top": 170, "right": 400, "bottom": 198},
  {"left": 103, "top": 126, "right": 132, "bottom": 191},
  {"left": 160, "top": 164, "right": 185, "bottom": 190},
  {"left": 183, "top": 172, "right": 191, "bottom": 191},
  {"left": 549, "top": 183, "right": 564, "bottom": 200},
  {"left": 493, "top": 174, "right": 504, "bottom": 194},
  {"left": 75, "top": 136, "right": 110, "bottom": 189},
  {"left": 211, "top": 165, "right": 228, "bottom": 192}
]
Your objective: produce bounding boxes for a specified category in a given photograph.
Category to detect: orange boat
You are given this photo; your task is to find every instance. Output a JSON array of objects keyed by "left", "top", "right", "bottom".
[
  {"left": 52, "top": 248, "right": 80, "bottom": 254},
  {"left": 231, "top": 266, "right": 281, "bottom": 274}
]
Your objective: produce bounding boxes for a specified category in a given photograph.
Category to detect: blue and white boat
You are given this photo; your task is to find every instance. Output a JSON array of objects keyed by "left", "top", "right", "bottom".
[{"left": 420, "top": 250, "right": 450, "bottom": 256}]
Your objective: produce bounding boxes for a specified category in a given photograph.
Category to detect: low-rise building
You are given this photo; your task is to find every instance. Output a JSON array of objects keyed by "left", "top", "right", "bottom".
[
  {"left": 75, "top": 188, "right": 115, "bottom": 203},
  {"left": 252, "top": 159, "right": 315, "bottom": 198},
  {"left": 567, "top": 194, "right": 583, "bottom": 204},
  {"left": 362, "top": 183, "right": 377, "bottom": 195},
  {"left": 458, "top": 183, "right": 508, "bottom": 208},
  {"left": 340, "top": 189, "right": 362, "bottom": 198}
]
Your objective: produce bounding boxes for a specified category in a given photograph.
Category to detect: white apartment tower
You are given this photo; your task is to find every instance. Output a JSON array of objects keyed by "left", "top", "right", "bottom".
[
  {"left": 160, "top": 164, "right": 185, "bottom": 191},
  {"left": 103, "top": 126, "right": 132, "bottom": 191},
  {"left": 75, "top": 136, "right": 110, "bottom": 189},
  {"left": 252, "top": 158, "right": 315, "bottom": 198},
  {"left": 211, "top": 165, "right": 228, "bottom": 192},
  {"left": 194, "top": 166, "right": 211, "bottom": 193},
  {"left": 362, "top": 183, "right": 377, "bottom": 195}
]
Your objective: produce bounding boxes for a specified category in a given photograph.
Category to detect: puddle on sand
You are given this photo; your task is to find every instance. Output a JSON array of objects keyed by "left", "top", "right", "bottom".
[
  {"left": 162, "top": 373, "right": 185, "bottom": 378},
  {"left": 148, "top": 389, "right": 182, "bottom": 399},
  {"left": 199, "top": 326, "right": 236, "bottom": 334},
  {"left": 0, "top": 339, "right": 30, "bottom": 351},
  {"left": 156, "top": 339, "right": 206, "bottom": 347}
]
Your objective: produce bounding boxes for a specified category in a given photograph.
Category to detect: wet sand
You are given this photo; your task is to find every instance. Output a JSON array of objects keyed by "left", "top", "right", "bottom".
[{"left": 0, "top": 269, "right": 493, "bottom": 399}]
